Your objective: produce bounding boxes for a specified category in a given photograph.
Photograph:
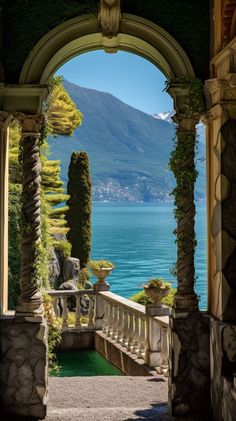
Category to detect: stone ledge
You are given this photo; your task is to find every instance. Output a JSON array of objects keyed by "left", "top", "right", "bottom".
[
  {"left": 95, "top": 331, "right": 157, "bottom": 376},
  {"left": 58, "top": 330, "right": 95, "bottom": 350}
]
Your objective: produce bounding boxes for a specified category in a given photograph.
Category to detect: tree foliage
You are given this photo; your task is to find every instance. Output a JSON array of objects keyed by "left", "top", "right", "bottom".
[
  {"left": 66, "top": 152, "right": 92, "bottom": 268},
  {"left": 47, "top": 78, "right": 83, "bottom": 136},
  {"left": 8, "top": 76, "right": 83, "bottom": 302}
]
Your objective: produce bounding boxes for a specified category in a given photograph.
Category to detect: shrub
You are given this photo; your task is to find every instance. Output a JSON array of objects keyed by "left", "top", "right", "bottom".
[{"left": 130, "top": 287, "right": 176, "bottom": 307}]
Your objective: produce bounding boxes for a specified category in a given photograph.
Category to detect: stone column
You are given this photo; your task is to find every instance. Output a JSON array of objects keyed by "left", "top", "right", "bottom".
[
  {"left": 0, "top": 111, "right": 12, "bottom": 315},
  {"left": 167, "top": 80, "right": 211, "bottom": 418},
  {"left": 94, "top": 281, "right": 110, "bottom": 330},
  {"left": 171, "top": 113, "right": 199, "bottom": 314},
  {"left": 0, "top": 113, "right": 48, "bottom": 419},
  {"left": 15, "top": 114, "right": 44, "bottom": 319},
  {"left": 205, "top": 74, "right": 236, "bottom": 420}
]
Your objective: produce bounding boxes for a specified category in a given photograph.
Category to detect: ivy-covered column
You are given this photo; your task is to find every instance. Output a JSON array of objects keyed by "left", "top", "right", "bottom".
[
  {"left": 167, "top": 79, "right": 210, "bottom": 418},
  {"left": 15, "top": 114, "right": 44, "bottom": 318},
  {"left": 0, "top": 113, "right": 48, "bottom": 419},
  {"left": 169, "top": 113, "right": 199, "bottom": 312}
]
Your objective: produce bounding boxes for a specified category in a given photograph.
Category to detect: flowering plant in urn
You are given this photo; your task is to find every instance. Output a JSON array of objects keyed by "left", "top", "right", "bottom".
[
  {"left": 88, "top": 260, "right": 115, "bottom": 283},
  {"left": 144, "top": 278, "right": 171, "bottom": 305}
]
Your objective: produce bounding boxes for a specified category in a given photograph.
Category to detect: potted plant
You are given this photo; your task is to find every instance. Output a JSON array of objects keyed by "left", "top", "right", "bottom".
[
  {"left": 144, "top": 278, "right": 171, "bottom": 306},
  {"left": 88, "top": 259, "right": 115, "bottom": 283}
]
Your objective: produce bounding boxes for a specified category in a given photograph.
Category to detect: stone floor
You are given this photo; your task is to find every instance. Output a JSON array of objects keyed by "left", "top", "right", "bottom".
[{"left": 45, "top": 376, "right": 170, "bottom": 421}]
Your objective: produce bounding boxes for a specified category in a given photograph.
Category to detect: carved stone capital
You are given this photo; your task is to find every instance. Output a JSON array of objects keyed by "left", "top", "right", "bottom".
[
  {"left": 16, "top": 113, "right": 43, "bottom": 136},
  {"left": 167, "top": 79, "right": 203, "bottom": 119},
  {"left": 203, "top": 104, "right": 229, "bottom": 123},
  {"left": 205, "top": 77, "right": 236, "bottom": 109},
  {"left": 99, "top": 0, "right": 121, "bottom": 38},
  {"left": 0, "top": 111, "right": 13, "bottom": 129},
  {"left": 172, "top": 113, "right": 199, "bottom": 132}
]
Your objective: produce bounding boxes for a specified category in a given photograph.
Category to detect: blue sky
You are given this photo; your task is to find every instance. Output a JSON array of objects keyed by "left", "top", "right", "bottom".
[{"left": 56, "top": 50, "right": 172, "bottom": 115}]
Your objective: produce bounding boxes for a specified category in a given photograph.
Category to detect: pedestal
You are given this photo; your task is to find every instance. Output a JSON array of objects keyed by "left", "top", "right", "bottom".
[{"left": 0, "top": 317, "right": 48, "bottom": 419}]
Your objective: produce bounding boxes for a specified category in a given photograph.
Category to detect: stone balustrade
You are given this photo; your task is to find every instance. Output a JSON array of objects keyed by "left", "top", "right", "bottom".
[
  {"left": 47, "top": 288, "right": 170, "bottom": 374},
  {"left": 47, "top": 289, "right": 95, "bottom": 330},
  {"left": 98, "top": 291, "right": 170, "bottom": 374}
]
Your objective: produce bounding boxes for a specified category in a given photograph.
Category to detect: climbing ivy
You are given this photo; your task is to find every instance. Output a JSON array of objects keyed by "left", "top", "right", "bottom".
[{"left": 167, "top": 78, "right": 204, "bottom": 294}]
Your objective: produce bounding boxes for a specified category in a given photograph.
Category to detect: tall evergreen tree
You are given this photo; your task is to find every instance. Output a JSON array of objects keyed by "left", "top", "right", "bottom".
[{"left": 66, "top": 152, "right": 92, "bottom": 268}]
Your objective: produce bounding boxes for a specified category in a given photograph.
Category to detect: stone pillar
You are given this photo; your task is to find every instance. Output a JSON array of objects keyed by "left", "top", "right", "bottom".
[
  {"left": 167, "top": 80, "right": 211, "bottom": 417},
  {"left": 15, "top": 114, "right": 44, "bottom": 319},
  {"left": 0, "top": 112, "right": 12, "bottom": 315},
  {"left": 171, "top": 113, "right": 199, "bottom": 313},
  {"left": 0, "top": 113, "right": 48, "bottom": 419},
  {"left": 94, "top": 281, "right": 110, "bottom": 330},
  {"left": 205, "top": 73, "right": 236, "bottom": 420}
]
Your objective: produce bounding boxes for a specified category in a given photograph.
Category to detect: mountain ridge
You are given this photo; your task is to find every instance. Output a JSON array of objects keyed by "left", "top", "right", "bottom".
[{"left": 48, "top": 79, "right": 206, "bottom": 202}]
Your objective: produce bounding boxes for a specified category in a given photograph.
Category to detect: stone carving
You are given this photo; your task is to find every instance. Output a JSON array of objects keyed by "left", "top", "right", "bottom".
[
  {"left": 16, "top": 114, "right": 44, "bottom": 317},
  {"left": 211, "top": 119, "right": 236, "bottom": 320},
  {"left": 99, "top": 0, "right": 121, "bottom": 38},
  {"left": 0, "top": 111, "right": 12, "bottom": 129}
]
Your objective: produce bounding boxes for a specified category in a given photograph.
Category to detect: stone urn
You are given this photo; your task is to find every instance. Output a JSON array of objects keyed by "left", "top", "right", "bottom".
[
  {"left": 91, "top": 267, "right": 113, "bottom": 283},
  {"left": 144, "top": 281, "right": 171, "bottom": 306}
]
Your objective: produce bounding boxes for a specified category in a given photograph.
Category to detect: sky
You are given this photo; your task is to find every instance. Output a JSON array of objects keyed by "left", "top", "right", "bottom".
[{"left": 56, "top": 50, "right": 172, "bottom": 115}]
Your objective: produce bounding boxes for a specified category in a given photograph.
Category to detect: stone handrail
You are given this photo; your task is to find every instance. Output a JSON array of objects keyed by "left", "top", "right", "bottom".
[
  {"left": 97, "top": 290, "right": 170, "bottom": 375},
  {"left": 47, "top": 287, "right": 170, "bottom": 374},
  {"left": 47, "top": 289, "right": 95, "bottom": 330}
]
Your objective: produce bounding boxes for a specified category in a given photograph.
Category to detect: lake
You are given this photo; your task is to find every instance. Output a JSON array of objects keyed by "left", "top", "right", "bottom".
[{"left": 91, "top": 203, "right": 207, "bottom": 310}]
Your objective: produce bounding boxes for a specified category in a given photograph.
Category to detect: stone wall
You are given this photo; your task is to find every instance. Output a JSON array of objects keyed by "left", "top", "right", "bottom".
[
  {"left": 169, "top": 312, "right": 211, "bottom": 417},
  {"left": 0, "top": 317, "right": 48, "bottom": 419},
  {"left": 211, "top": 318, "right": 236, "bottom": 421},
  {"left": 95, "top": 331, "right": 156, "bottom": 376}
]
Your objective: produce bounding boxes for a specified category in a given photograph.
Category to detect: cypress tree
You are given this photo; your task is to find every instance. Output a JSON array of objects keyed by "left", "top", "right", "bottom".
[{"left": 66, "top": 152, "right": 92, "bottom": 268}]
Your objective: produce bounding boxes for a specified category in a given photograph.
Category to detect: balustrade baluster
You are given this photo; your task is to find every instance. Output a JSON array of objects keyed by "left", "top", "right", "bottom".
[
  {"left": 117, "top": 306, "right": 124, "bottom": 344},
  {"left": 122, "top": 308, "right": 129, "bottom": 349},
  {"left": 102, "top": 300, "right": 109, "bottom": 334},
  {"left": 62, "top": 296, "right": 68, "bottom": 329},
  {"left": 88, "top": 296, "right": 95, "bottom": 328},
  {"left": 52, "top": 297, "right": 60, "bottom": 317},
  {"left": 132, "top": 313, "right": 140, "bottom": 355},
  {"left": 75, "top": 295, "right": 82, "bottom": 329},
  {"left": 138, "top": 317, "right": 147, "bottom": 359},
  {"left": 107, "top": 302, "right": 114, "bottom": 337},
  {"left": 127, "top": 311, "right": 135, "bottom": 351},
  {"left": 111, "top": 304, "right": 118, "bottom": 340},
  {"left": 160, "top": 325, "right": 169, "bottom": 376}
]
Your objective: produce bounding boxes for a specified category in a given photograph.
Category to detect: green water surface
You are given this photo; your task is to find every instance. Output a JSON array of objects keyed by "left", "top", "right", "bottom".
[{"left": 50, "top": 350, "right": 123, "bottom": 377}]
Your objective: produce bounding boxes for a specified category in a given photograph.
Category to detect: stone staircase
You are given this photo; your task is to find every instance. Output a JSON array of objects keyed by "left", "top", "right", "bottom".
[{"left": 45, "top": 376, "right": 170, "bottom": 421}]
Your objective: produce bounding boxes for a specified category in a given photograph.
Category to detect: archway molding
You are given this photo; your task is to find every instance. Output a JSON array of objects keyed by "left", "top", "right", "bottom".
[{"left": 19, "top": 13, "right": 195, "bottom": 85}]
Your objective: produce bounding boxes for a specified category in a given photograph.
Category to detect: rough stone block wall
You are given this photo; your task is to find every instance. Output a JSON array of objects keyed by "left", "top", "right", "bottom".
[
  {"left": 211, "top": 318, "right": 236, "bottom": 421},
  {"left": 0, "top": 317, "right": 48, "bottom": 419},
  {"left": 169, "top": 312, "right": 211, "bottom": 417}
]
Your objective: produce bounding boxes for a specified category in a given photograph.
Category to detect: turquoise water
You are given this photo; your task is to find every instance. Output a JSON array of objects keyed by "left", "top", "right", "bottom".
[
  {"left": 91, "top": 203, "right": 207, "bottom": 309},
  {"left": 50, "top": 350, "right": 122, "bottom": 376}
]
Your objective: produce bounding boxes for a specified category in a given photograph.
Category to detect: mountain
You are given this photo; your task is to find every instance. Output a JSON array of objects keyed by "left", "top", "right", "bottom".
[
  {"left": 153, "top": 111, "right": 174, "bottom": 123},
  {"left": 48, "top": 80, "right": 206, "bottom": 202}
]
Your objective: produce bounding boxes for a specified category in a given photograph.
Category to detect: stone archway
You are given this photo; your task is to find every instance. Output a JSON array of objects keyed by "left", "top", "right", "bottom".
[
  {"left": 19, "top": 14, "right": 194, "bottom": 85},
  {"left": 0, "top": 9, "right": 208, "bottom": 420}
]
